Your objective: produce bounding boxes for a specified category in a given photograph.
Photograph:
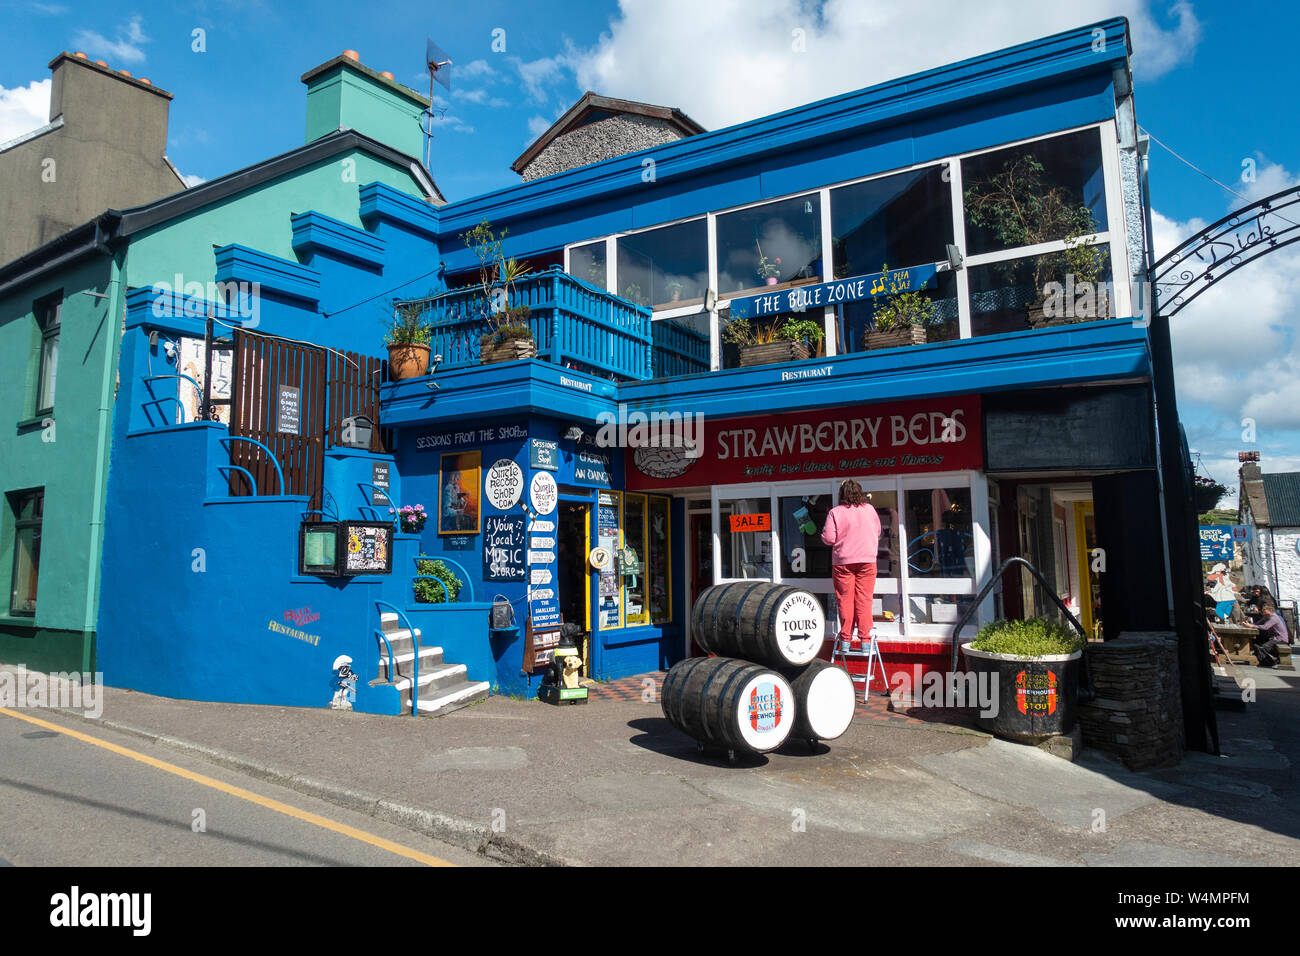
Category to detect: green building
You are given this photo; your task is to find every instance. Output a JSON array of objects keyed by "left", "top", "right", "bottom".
[{"left": 0, "top": 51, "right": 441, "bottom": 673}]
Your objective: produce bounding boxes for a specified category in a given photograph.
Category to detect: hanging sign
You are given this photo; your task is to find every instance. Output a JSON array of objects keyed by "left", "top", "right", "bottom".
[
  {"left": 483, "top": 514, "right": 526, "bottom": 582},
  {"left": 530, "top": 438, "right": 560, "bottom": 472},
  {"left": 485, "top": 458, "right": 525, "bottom": 511},
  {"left": 627, "top": 394, "right": 982, "bottom": 490},
  {"left": 530, "top": 471, "right": 558, "bottom": 515},
  {"left": 277, "top": 385, "right": 301, "bottom": 435},
  {"left": 1199, "top": 525, "right": 1234, "bottom": 562},
  {"left": 727, "top": 263, "right": 939, "bottom": 321}
]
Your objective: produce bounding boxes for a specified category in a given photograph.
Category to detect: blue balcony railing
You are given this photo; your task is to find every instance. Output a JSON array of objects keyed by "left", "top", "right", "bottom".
[{"left": 408, "top": 267, "right": 653, "bottom": 381}]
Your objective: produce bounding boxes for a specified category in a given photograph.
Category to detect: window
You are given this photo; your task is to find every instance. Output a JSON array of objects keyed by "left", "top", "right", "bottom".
[
  {"left": 717, "top": 193, "right": 822, "bottom": 297},
  {"left": 837, "top": 271, "right": 961, "bottom": 354},
  {"left": 9, "top": 489, "right": 43, "bottom": 616},
  {"left": 967, "top": 246, "right": 1113, "bottom": 337},
  {"left": 719, "top": 497, "right": 772, "bottom": 579},
  {"left": 569, "top": 240, "right": 607, "bottom": 290},
  {"left": 830, "top": 165, "right": 952, "bottom": 280},
  {"left": 647, "top": 496, "right": 671, "bottom": 625},
  {"left": 616, "top": 219, "right": 708, "bottom": 310},
  {"left": 961, "top": 128, "right": 1108, "bottom": 256},
  {"left": 622, "top": 493, "right": 648, "bottom": 626},
  {"left": 35, "top": 298, "right": 61, "bottom": 414}
]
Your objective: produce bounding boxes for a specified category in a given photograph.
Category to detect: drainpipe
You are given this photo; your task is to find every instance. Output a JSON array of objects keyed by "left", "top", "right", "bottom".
[{"left": 80, "top": 246, "right": 122, "bottom": 674}]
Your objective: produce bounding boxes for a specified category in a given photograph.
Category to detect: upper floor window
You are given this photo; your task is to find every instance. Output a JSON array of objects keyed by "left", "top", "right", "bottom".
[
  {"left": 961, "top": 127, "right": 1108, "bottom": 256},
  {"left": 616, "top": 219, "right": 708, "bottom": 310},
  {"left": 35, "top": 297, "right": 61, "bottom": 415},
  {"left": 830, "top": 165, "right": 953, "bottom": 279},
  {"left": 9, "top": 489, "right": 43, "bottom": 616},
  {"left": 716, "top": 193, "right": 822, "bottom": 297},
  {"left": 570, "top": 240, "right": 607, "bottom": 290}
]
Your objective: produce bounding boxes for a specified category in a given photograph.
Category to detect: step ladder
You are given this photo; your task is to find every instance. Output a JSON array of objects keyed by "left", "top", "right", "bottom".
[{"left": 830, "top": 630, "right": 888, "bottom": 703}]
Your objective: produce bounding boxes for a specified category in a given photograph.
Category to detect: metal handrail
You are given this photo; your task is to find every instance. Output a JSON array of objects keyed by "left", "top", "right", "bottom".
[
  {"left": 375, "top": 599, "right": 419, "bottom": 716},
  {"left": 948, "top": 556, "right": 1095, "bottom": 700},
  {"left": 355, "top": 482, "right": 396, "bottom": 522},
  {"left": 141, "top": 373, "right": 204, "bottom": 425},
  {"left": 218, "top": 436, "right": 285, "bottom": 496},
  {"left": 412, "top": 554, "right": 476, "bottom": 603}
]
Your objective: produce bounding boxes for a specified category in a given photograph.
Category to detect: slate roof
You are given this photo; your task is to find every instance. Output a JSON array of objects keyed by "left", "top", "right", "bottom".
[{"left": 1262, "top": 473, "right": 1300, "bottom": 528}]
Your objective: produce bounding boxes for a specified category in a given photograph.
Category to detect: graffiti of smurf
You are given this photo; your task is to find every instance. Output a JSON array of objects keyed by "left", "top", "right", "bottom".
[{"left": 330, "top": 654, "right": 357, "bottom": 711}]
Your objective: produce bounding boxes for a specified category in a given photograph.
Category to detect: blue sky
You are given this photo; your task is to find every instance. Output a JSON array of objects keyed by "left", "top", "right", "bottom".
[{"left": 1, "top": 0, "right": 1295, "bottom": 499}]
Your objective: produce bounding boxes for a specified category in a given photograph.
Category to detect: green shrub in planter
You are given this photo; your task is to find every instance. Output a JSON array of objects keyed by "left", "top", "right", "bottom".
[
  {"left": 970, "top": 617, "right": 1085, "bottom": 658},
  {"left": 414, "top": 558, "right": 463, "bottom": 604}
]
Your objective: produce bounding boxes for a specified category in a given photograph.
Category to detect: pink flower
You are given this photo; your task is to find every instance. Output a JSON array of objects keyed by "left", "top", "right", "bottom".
[{"left": 388, "top": 508, "right": 395, "bottom": 514}]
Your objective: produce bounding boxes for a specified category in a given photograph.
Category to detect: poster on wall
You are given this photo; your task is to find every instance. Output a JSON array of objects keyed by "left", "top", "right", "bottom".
[
  {"left": 439, "top": 451, "right": 481, "bottom": 535},
  {"left": 176, "top": 337, "right": 232, "bottom": 425},
  {"left": 484, "top": 458, "right": 525, "bottom": 511},
  {"left": 597, "top": 491, "right": 621, "bottom": 628},
  {"left": 483, "top": 514, "right": 526, "bottom": 582},
  {"left": 341, "top": 522, "right": 393, "bottom": 575}
]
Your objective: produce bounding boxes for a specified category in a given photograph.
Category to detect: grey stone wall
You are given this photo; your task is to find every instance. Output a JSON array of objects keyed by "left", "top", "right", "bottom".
[
  {"left": 1078, "top": 631, "right": 1184, "bottom": 769},
  {"left": 521, "top": 114, "right": 687, "bottom": 182}
]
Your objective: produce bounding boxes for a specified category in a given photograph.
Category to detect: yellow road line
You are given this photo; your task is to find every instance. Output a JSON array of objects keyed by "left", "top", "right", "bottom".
[{"left": 0, "top": 708, "right": 455, "bottom": 867}]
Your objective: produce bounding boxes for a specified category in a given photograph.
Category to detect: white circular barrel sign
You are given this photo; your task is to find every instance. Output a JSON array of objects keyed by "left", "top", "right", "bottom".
[
  {"left": 484, "top": 459, "right": 524, "bottom": 510},
  {"left": 774, "top": 589, "right": 825, "bottom": 666}
]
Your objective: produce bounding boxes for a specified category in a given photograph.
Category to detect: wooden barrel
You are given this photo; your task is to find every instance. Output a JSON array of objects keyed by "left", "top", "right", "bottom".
[
  {"left": 782, "top": 660, "right": 856, "bottom": 742},
  {"left": 661, "top": 656, "right": 796, "bottom": 754},
  {"left": 691, "top": 582, "right": 825, "bottom": 669}
]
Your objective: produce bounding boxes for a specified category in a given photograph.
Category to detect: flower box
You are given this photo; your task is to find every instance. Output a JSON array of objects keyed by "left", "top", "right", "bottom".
[
  {"left": 864, "top": 326, "right": 928, "bottom": 350},
  {"left": 480, "top": 334, "right": 538, "bottom": 365},
  {"left": 738, "top": 341, "right": 810, "bottom": 367}
]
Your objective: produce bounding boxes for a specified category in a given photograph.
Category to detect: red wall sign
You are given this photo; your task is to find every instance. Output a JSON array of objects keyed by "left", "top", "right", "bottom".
[{"left": 625, "top": 395, "right": 983, "bottom": 490}]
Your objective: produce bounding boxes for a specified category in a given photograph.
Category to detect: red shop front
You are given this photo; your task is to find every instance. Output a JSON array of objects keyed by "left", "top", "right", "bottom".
[{"left": 625, "top": 394, "right": 994, "bottom": 697}]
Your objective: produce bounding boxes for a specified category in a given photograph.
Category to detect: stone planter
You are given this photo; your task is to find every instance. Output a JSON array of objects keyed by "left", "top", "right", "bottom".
[
  {"left": 961, "top": 642, "right": 1083, "bottom": 742},
  {"left": 387, "top": 343, "right": 430, "bottom": 380},
  {"left": 738, "top": 340, "right": 810, "bottom": 367},
  {"left": 864, "top": 326, "right": 927, "bottom": 350},
  {"left": 480, "top": 334, "right": 538, "bottom": 365}
]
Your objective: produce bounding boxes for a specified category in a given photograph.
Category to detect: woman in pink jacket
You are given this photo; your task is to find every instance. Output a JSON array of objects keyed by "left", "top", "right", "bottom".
[{"left": 821, "top": 479, "right": 881, "bottom": 650}]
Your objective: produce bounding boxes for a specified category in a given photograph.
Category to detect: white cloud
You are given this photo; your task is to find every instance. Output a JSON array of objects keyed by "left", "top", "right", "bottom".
[
  {"left": 0, "top": 78, "right": 51, "bottom": 144},
  {"left": 73, "top": 15, "right": 150, "bottom": 65},
  {"left": 566, "top": 0, "right": 1201, "bottom": 131},
  {"left": 513, "top": 55, "right": 568, "bottom": 104},
  {"left": 181, "top": 173, "right": 205, "bottom": 188},
  {"left": 526, "top": 114, "right": 553, "bottom": 139}
]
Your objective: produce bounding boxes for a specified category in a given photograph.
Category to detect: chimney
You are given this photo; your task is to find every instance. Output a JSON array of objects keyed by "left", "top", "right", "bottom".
[
  {"left": 47, "top": 52, "right": 174, "bottom": 158},
  {"left": 300, "top": 51, "right": 428, "bottom": 158},
  {"left": 1239, "top": 450, "right": 1262, "bottom": 482}
]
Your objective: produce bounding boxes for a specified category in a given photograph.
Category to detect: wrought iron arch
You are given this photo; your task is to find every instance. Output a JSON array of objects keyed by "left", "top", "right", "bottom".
[{"left": 1153, "top": 184, "right": 1300, "bottom": 317}]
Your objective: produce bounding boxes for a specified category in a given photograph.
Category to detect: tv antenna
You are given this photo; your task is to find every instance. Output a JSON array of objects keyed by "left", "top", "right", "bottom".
[{"left": 422, "top": 37, "right": 453, "bottom": 172}]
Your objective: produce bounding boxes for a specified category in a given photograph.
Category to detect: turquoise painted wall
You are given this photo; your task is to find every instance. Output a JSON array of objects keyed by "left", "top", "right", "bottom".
[
  {"left": 0, "top": 252, "right": 120, "bottom": 673},
  {"left": 127, "top": 151, "right": 424, "bottom": 288}
]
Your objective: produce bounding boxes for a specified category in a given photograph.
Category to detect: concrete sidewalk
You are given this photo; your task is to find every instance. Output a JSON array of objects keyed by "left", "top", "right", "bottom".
[{"left": 16, "top": 665, "right": 1300, "bottom": 866}]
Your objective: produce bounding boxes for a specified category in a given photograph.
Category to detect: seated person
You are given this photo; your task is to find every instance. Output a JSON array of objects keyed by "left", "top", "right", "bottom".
[{"left": 1244, "top": 603, "right": 1290, "bottom": 668}]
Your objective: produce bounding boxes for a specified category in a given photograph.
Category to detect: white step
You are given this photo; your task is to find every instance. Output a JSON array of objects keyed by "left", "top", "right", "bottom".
[
  {"left": 391, "top": 662, "right": 466, "bottom": 692},
  {"left": 416, "top": 680, "right": 492, "bottom": 716}
]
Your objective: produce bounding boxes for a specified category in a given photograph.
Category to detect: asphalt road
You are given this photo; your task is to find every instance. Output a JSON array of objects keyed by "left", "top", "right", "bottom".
[{"left": 0, "top": 708, "right": 493, "bottom": 867}]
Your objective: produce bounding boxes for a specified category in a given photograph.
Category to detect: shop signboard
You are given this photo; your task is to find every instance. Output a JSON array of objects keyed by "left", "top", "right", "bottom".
[
  {"left": 530, "top": 438, "right": 560, "bottom": 472},
  {"left": 727, "top": 263, "right": 938, "bottom": 321},
  {"left": 484, "top": 458, "right": 525, "bottom": 511},
  {"left": 277, "top": 385, "right": 301, "bottom": 435},
  {"left": 1199, "top": 525, "right": 1235, "bottom": 562},
  {"left": 530, "top": 471, "right": 558, "bottom": 516},
  {"left": 340, "top": 522, "right": 393, "bottom": 576},
  {"left": 625, "top": 395, "right": 983, "bottom": 490},
  {"left": 483, "top": 514, "right": 526, "bottom": 582}
]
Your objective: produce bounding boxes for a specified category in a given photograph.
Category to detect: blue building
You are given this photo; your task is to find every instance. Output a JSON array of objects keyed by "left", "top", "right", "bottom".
[{"left": 26, "top": 21, "right": 1210, "bottom": 741}]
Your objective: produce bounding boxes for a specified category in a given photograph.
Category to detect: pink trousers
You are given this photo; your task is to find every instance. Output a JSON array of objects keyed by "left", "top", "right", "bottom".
[{"left": 832, "top": 562, "right": 878, "bottom": 642}]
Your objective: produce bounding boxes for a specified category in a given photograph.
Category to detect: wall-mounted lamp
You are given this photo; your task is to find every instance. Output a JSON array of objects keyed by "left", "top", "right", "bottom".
[
  {"left": 945, "top": 244, "right": 964, "bottom": 271},
  {"left": 704, "top": 288, "right": 717, "bottom": 311}
]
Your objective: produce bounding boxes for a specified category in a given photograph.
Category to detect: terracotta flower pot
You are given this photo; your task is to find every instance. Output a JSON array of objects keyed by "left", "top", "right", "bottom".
[
  {"left": 387, "top": 343, "right": 430, "bottom": 380},
  {"left": 738, "top": 340, "right": 810, "bottom": 367},
  {"left": 765, "top": 277, "right": 779, "bottom": 286}
]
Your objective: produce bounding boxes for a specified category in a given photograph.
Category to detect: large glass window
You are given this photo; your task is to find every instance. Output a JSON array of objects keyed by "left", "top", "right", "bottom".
[
  {"left": 652, "top": 313, "right": 711, "bottom": 378},
  {"left": 719, "top": 497, "right": 772, "bottom": 579},
  {"left": 717, "top": 194, "right": 822, "bottom": 298},
  {"left": 837, "top": 270, "right": 960, "bottom": 354},
  {"left": 961, "top": 127, "right": 1108, "bottom": 257},
  {"left": 831, "top": 166, "right": 952, "bottom": 280},
  {"left": 622, "top": 493, "right": 648, "bottom": 626},
  {"left": 905, "top": 485, "right": 975, "bottom": 581},
  {"left": 778, "top": 492, "right": 833, "bottom": 579},
  {"left": 9, "top": 489, "right": 43, "bottom": 616},
  {"left": 616, "top": 219, "right": 708, "bottom": 310},
  {"left": 36, "top": 298, "right": 60, "bottom": 414},
  {"left": 968, "top": 246, "right": 1113, "bottom": 337},
  {"left": 569, "top": 240, "right": 606, "bottom": 290}
]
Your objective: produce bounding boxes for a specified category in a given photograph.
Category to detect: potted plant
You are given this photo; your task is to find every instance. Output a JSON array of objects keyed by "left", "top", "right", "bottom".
[
  {"left": 964, "top": 154, "right": 1109, "bottom": 328},
  {"left": 666, "top": 279, "right": 683, "bottom": 303},
  {"left": 724, "top": 315, "right": 824, "bottom": 366},
  {"left": 385, "top": 300, "right": 432, "bottom": 380},
  {"left": 463, "top": 219, "right": 536, "bottom": 364},
  {"left": 865, "top": 264, "right": 939, "bottom": 350},
  {"left": 621, "top": 281, "right": 644, "bottom": 306},
  {"left": 414, "top": 557, "right": 463, "bottom": 604},
  {"left": 756, "top": 248, "right": 782, "bottom": 286},
  {"left": 961, "top": 617, "right": 1087, "bottom": 742},
  {"left": 1193, "top": 475, "right": 1228, "bottom": 514},
  {"left": 391, "top": 504, "right": 427, "bottom": 534}
]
